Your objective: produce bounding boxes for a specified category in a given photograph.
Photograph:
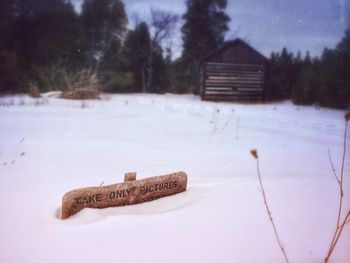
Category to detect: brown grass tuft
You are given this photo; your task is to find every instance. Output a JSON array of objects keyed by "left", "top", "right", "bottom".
[
  {"left": 28, "top": 83, "right": 41, "bottom": 98},
  {"left": 60, "top": 70, "right": 100, "bottom": 100},
  {"left": 61, "top": 88, "right": 100, "bottom": 100}
]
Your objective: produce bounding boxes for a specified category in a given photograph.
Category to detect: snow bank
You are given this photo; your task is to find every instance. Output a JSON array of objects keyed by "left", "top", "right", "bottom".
[{"left": 0, "top": 94, "right": 349, "bottom": 262}]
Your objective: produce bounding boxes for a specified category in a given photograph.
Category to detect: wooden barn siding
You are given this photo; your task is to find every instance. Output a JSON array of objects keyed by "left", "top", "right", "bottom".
[{"left": 201, "top": 62, "right": 264, "bottom": 101}]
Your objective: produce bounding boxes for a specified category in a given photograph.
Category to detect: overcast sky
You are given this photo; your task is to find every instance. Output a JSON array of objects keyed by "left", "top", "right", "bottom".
[{"left": 72, "top": 0, "right": 350, "bottom": 58}]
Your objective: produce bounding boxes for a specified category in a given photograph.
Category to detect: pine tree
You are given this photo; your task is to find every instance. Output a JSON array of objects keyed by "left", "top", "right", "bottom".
[
  {"left": 120, "top": 23, "right": 152, "bottom": 92},
  {"left": 13, "top": 0, "right": 86, "bottom": 91},
  {"left": 292, "top": 51, "right": 314, "bottom": 105},
  {"left": 0, "top": 0, "right": 20, "bottom": 92},
  {"left": 81, "top": 0, "right": 127, "bottom": 70},
  {"left": 264, "top": 52, "right": 281, "bottom": 100},
  {"left": 180, "top": 0, "right": 230, "bottom": 94},
  {"left": 135, "top": 22, "right": 152, "bottom": 93},
  {"left": 335, "top": 30, "right": 350, "bottom": 108},
  {"left": 318, "top": 48, "right": 342, "bottom": 108},
  {"left": 149, "top": 43, "right": 170, "bottom": 93},
  {"left": 94, "top": 0, "right": 128, "bottom": 92},
  {"left": 278, "top": 48, "right": 294, "bottom": 99},
  {"left": 314, "top": 31, "right": 350, "bottom": 108}
]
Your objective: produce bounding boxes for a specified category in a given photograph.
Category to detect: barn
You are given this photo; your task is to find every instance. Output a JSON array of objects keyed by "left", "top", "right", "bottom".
[{"left": 199, "top": 39, "right": 268, "bottom": 101}]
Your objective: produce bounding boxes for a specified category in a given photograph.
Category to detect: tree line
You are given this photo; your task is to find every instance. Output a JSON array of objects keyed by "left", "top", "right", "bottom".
[
  {"left": 0, "top": 0, "right": 177, "bottom": 94},
  {"left": 265, "top": 30, "right": 350, "bottom": 109},
  {"left": 0, "top": 0, "right": 349, "bottom": 109}
]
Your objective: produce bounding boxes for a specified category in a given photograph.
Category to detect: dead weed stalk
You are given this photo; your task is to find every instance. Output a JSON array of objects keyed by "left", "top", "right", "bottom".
[
  {"left": 250, "top": 149, "right": 290, "bottom": 263},
  {"left": 325, "top": 112, "right": 350, "bottom": 263}
]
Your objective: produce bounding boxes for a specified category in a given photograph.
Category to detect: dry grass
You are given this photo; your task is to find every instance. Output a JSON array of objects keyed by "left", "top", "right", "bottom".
[
  {"left": 61, "top": 88, "right": 100, "bottom": 100},
  {"left": 28, "top": 83, "right": 41, "bottom": 98},
  {"left": 60, "top": 70, "right": 101, "bottom": 100}
]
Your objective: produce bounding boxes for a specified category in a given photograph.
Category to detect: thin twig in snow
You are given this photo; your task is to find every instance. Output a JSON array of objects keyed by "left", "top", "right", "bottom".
[
  {"left": 325, "top": 113, "right": 349, "bottom": 263},
  {"left": 346, "top": 215, "right": 350, "bottom": 225},
  {"left": 327, "top": 210, "right": 350, "bottom": 260},
  {"left": 327, "top": 149, "right": 340, "bottom": 185},
  {"left": 250, "top": 149, "right": 290, "bottom": 263},
  {"left": 219, "top": 109, "right": 234, "bottom": 133}
]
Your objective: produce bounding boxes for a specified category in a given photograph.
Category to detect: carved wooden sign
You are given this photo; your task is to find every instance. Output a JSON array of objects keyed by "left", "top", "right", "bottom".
[{"left": 61, "top": 171, "right": 187, "bottom": 219}]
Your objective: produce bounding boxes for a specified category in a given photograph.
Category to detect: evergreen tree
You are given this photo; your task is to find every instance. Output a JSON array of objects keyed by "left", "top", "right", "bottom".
[
  {"left": 13, "top": 0, "right": 86, "bottom": 91},
  {"left": 312, "top": 30, "right": 350, "bottom": 108},
  {"left": 92, "top": 0, "right": 128, "bottom": 92},
  {"left": 292, "top": 51, "right": 314, "bottom": 104},
  {"left": 81, "top": 0, "right": 127, "bottom": 70},
  {"left": 264, "top": 52, "right": 281, "bottom": 100},
  {"left": 17, "top": 0, "right": 83, "bottom": 67},
  {"left": 136, "top": 22, "right": 152, "bottom": 93},
  {"left": 278, "top": 48, "right": 294, "bottom": 99},
  {"left": 290, "top": 50, "right": 303, "bottom": 97},
  {"left": 0, "top": 0, "right": 20, "bottom": 92},
  {"left": 180, "top": 0, "right": 230, "bottom": 93},
  {"left": 264, "top": 47, "right": 300, "bottom": 101},
  {"left": 149, "top": 43, "right": 170, "bottom": 93},
  {"left": 311, "top": 56, "right": 322, "bottom": 104},
  {"left": 334, "top": 29, "right": 350, "bottom": 108},
  {"left": 120, "top": 22, "right": 152, "bottom": 92},
  {"left": 318, "top": 48, "right": 341, "bottom": 107},
  {"left": 266, "top": 31, "right": 350, "bottom": 109}
]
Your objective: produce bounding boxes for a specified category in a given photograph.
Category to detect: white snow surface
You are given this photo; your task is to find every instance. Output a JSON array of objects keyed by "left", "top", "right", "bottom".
[{"left": 0, "top": 93, "right": 349, "bottom": 263}]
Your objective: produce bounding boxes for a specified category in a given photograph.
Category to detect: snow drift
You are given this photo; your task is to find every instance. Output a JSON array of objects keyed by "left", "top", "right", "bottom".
[{"left": 0, "top": 93, "right": 349, "bottom": 262}]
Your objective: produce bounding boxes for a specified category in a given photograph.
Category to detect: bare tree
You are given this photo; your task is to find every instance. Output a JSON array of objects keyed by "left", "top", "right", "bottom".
[
  {"left": 129, "top": 11, "right": 141, "bottom": 28},
  {"left": 150, "top": 8, "right": 180, "bottom": 46}
]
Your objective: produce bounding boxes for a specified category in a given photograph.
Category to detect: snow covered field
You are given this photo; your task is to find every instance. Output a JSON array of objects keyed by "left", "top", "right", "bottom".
[{"left": 0, "top": 93, "right": 349, "bottom": 263}]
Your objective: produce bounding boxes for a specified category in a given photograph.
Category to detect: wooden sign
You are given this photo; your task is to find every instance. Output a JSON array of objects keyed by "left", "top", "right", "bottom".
[{"left": 61, "top": 171, "right": 187, "bottom": 219}]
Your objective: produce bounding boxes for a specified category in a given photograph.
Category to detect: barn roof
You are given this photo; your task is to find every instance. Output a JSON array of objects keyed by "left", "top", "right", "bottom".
[{"left": 199, "top": 38, "right": 267, "bottom": 67}]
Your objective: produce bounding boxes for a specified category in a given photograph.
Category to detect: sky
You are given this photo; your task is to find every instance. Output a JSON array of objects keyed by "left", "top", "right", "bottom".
[{"left": 72, "top": 0, "right": 350, "bottom": 58}]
